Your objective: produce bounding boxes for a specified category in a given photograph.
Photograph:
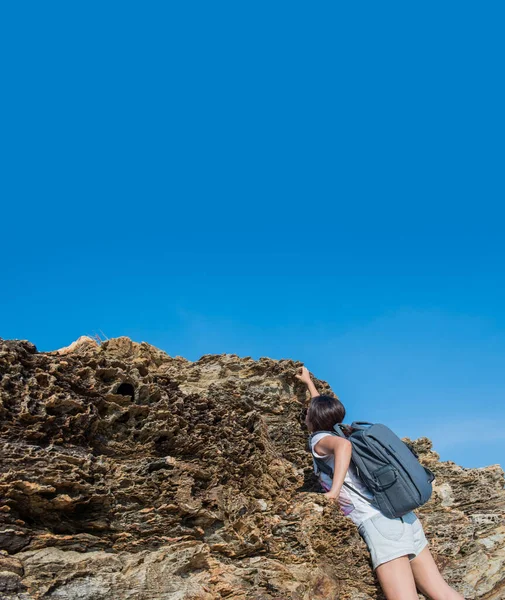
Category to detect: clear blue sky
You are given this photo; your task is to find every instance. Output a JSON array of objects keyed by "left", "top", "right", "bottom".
[{"left": 1, "top": 3, "right": 504, "bottom": 469}]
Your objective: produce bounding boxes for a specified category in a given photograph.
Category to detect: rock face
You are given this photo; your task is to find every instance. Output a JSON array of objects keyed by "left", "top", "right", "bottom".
[{"left": 0, "top": 337, "right": 504, "bottom": 600}]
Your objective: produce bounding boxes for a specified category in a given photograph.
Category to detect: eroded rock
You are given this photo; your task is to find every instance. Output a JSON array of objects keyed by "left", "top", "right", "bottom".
[{"left": 0, "top": 336, "right": 503, "bottom": 599}]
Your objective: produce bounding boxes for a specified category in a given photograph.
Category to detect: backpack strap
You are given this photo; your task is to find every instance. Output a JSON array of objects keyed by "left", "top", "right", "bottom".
[
  {"left": 308, "top": 430, "right": 339, "bottom": 477},
  {"left": 342, "top": 481, "right": 376, "bottom": 502},
  {"left": 349, "top": 421, "right": 373, "bottom": 429},
  {"left": 332, "top": 423, "right": 349, "bottom": 438},
  {"left": 309, "top": 428, "right": 375, "bottom": 504}
]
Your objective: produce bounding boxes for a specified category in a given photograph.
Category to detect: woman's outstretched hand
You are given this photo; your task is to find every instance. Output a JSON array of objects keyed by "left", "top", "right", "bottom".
[
  {"left": 295, "top": 366, "right": 312, "bottom": 385},
  {"left": 296, "top": 366, "right": 320, "bottom": 398}
]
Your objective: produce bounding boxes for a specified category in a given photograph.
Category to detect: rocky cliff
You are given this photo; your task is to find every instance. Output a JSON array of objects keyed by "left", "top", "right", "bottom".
[{"left": 0, "top": 336, "right": 503, "bottom": 600}]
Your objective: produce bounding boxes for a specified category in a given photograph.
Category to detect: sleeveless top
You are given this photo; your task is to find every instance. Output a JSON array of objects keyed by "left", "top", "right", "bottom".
[{"left": 310, "top": 432, "right": 382, "bottom": 526}]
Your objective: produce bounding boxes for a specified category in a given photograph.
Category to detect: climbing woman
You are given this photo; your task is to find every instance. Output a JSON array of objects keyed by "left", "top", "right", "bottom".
[{"left": 296, "top": 366, "right": 464, "bottom": 600}]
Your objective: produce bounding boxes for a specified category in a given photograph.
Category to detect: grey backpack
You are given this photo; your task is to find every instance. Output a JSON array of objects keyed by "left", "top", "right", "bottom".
[{"left": 309, "top": 421, "right": 435, "bottom": 519}]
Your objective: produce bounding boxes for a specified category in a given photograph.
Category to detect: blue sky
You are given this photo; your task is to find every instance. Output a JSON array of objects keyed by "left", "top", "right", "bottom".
[{"left": 1, "top": 2, "right": 504, "bottom": 469}]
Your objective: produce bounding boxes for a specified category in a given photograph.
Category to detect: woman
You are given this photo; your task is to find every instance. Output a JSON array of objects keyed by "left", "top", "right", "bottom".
[{"left": 296, "top": 366, "right": 464, "bottom": 600}]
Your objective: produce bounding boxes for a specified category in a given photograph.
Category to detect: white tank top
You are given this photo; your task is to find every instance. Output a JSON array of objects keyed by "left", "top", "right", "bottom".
[{"left": 310, "top": 432, "right": 382, "bottom": 526}]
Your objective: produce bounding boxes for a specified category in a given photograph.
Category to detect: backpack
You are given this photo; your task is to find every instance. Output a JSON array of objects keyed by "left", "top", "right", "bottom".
[{"left": 309, "top": 421, "right": 435, "bottom": 519}]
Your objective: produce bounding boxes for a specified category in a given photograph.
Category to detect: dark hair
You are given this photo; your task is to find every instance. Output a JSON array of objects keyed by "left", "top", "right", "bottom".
[{"left": 306, "top": 395, "right": 346, "bottom": 432}]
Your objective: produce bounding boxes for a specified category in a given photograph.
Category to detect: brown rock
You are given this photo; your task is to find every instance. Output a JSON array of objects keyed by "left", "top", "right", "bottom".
[
  {"left": 0, "top": 556, "right": 23, "bottom": 576},
  {"left": 0, "top": 336, "right": 503, "bottom": 599},
  {"left": 53, "top": 336, "right": 99, "bottom": 355}
]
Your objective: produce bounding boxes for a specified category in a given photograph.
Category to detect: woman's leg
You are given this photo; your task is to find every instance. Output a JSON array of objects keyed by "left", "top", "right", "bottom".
[
  {"left": 374, "top": 555, "right": 419, "bottom": 600},
  {"left": 410, "top": 546, "right": 464, "bottom": 599}
]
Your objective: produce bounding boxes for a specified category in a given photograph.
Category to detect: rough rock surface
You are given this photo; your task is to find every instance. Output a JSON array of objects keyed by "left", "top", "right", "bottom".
[{"left": 0, "top": 336, "right": 503, "bottom": 600}]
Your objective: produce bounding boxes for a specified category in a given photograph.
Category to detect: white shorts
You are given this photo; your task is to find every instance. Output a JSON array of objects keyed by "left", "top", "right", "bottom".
[{"left": 357, "top": 511, "right": 429, "bottom": 570}]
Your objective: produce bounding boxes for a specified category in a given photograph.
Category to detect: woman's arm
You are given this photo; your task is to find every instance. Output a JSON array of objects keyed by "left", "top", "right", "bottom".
[
  {"left": 295, "top": 366, "right": 319, "bottom": 398},
  {"left": 296, "top": 366, "right": 351, "bottom": 500},
  {"left": 314, "top": 436, "right": 353, "bottom": 500}
]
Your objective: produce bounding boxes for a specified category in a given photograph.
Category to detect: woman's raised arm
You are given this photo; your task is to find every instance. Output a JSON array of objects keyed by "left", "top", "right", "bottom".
[{"left": 295, "top": 366, "right": 320, "bottom": 398}]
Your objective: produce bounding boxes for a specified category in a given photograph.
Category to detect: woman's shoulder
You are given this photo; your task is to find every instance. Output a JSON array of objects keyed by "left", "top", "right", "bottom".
[
  {"left": 311, "top": 432, "right": 337, "bottom": 457},
  {"left": 310, "top": 431, "right": 336, "bottom": 445}
]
